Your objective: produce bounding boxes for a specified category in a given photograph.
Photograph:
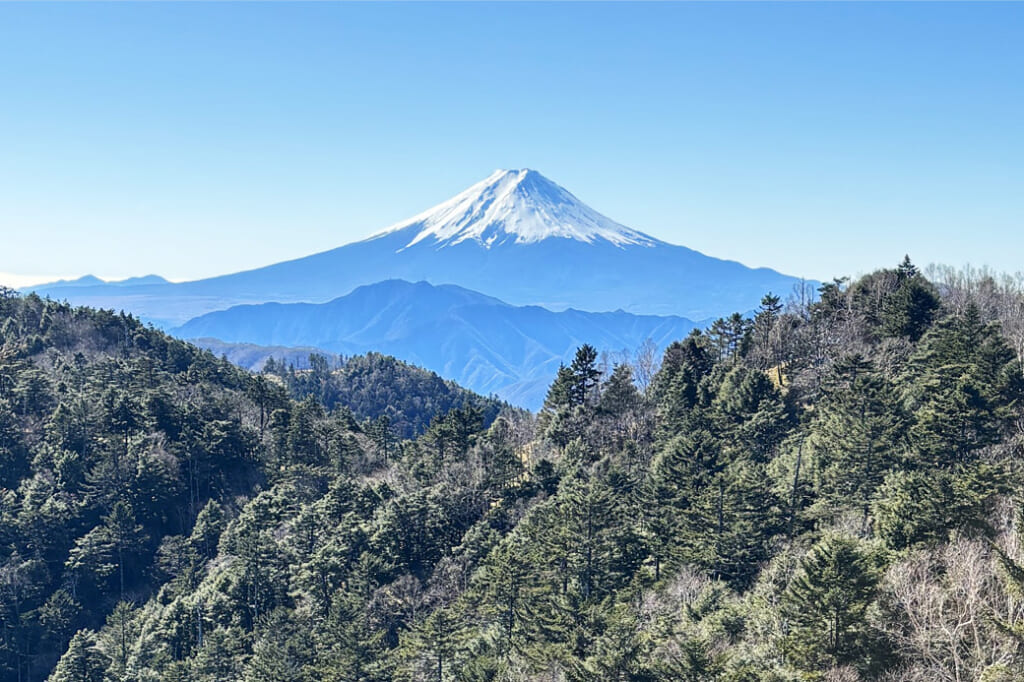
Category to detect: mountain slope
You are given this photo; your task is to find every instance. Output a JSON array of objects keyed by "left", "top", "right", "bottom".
[
  {"left": 47, "top": 263, "right": 1024, "bottom": 682},
  {"left": 372, "top": 168, "right": 657, "bottom": 248},
  {"left": 193, "top": 337, "right": 343, "bottom": 371},
  {"left": 173, "top": 279, "right": 701, "bottom": 408},
  {"left": 193, "top": 338, "right": 508, "bottom": 440},
  {"left": 28, "top": 169, "right": 809, "bottom": 326},
  {"left": 0, "top": 291, "right": 511, "bottom": 681}
]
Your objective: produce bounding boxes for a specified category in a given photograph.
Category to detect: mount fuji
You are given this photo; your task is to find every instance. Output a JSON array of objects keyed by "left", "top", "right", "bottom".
[
  {"left": 372, "top": 168, "right": 658, "bottom": 249},
  {"left": 28, "top": 169, "right": 809, "bottom": 327}
]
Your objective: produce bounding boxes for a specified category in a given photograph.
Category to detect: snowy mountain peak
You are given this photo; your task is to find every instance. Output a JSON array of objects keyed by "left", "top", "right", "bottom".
[{"left": 372, "top": 169, "right": 659, "bottom": 249}]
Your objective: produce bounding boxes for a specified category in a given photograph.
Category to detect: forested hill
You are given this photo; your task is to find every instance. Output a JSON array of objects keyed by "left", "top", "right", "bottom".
[
  {"left": 8, "top": 258, "right": 1024, "bottom": 682},
  {"left": 0, "top": 290, "right": 505, "bottom": 681},
  {"left": 191, "top": 338, "right": 508, "bottom": 440},
  {"left": 259, "top": 352, "right": 507, "bottom": 441}
]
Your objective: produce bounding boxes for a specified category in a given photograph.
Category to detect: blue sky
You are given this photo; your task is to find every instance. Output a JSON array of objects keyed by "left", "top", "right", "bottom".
[{"left": 1, "top": 2, "right": 1022, "bottom": 286}]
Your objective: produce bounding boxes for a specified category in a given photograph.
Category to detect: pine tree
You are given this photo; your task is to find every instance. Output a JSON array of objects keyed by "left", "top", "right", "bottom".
[
  {"left": 652, "top": 635, "right": 723, "bottom": 682},
  {"left": 652, "top": 333, "right": 714, "bottom": 441},
  {"left": 704, "top": 457, "right": 783, "bottom": 588},
  {"left": 783, "top": 536, "right": 882, "bottom": 671},
  {"left": 541, "top": 363, "right": 584, "bottom": 447},
  {"left": 711, "top": 364, "right": 790, "bottom": 461},
  {"left": 38, "top": 588, "right": 80, "bottom": 652},
  {"left": 645, "top": 426, "right": 718, "bottom": 580},
  {"left": 598, "top": 364, "right": 640, "bottom": 416},
  {"left": 650, "top": 331, "right": 713, "bottom": 405},
  {"left": 708, "top": 313, "right": 751, "bottom": 363},
  {"left": 408, "top": 606, "right": 463, "bottom": 682},
  {"left": 872, "top": 463, "right": 1006, "bottom": 549},
  {"left": 481, "top": 535, "right": 538, "bottom": 660},
  {"left": 569, "top": 344, "right": 602, "bottom": 407},
  {"left": 880, "top": 256, "right": 941, "bottom": 341},
  {"left": 543, "top": 365, "right": 575, "bottom": 413},
  {"left": 99, "top": 601, "right": 139, "bottom": 678},
  {"left": 553, "top": 472, "right": 643, "bottom": 601},
  {"left": 808, "top": 355, "right": 909, "bottom": 525},
  {"left": 190, "top": 626, "right": 249, "bottom": 682},
  {"left": 49, "top": 630, "right": 109, "bottom": 682},
  {"left": 905, "top": 305, "right": 1023, "bottom": 466},
  {"left": 369, "top": 414, "right": 396, "bottom": 464},
  {"left": 243, "top": 610, "right": 312, "bottom": 682},
  {"left": 103, "top": 500, "right": 148, "bottom": 600},
  {"left": 753, "top": 292, "right": 785, "bottom": 379}
]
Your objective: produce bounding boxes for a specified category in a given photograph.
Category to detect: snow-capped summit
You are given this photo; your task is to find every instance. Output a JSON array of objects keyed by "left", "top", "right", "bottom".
[
  {"left": 373, "top": 169, "right": 659, "bottom": 250},
  {"left": 26, "top": 167, "right": 812, "bottom": 327}
]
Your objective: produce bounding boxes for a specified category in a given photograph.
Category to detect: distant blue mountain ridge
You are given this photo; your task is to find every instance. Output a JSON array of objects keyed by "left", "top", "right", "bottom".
[{"left": 173, "top": 279, "right": 703, "bottom": 409}]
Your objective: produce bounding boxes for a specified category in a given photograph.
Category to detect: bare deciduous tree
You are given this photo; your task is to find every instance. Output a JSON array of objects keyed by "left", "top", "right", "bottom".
[{"left": 881, "top": 538, "right": 1024, "bottom": 682}]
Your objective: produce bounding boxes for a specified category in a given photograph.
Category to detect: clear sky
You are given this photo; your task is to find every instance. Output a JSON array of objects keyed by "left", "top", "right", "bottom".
[{"left": 1, "top": 2, "right": 1022, "bottom": 287}]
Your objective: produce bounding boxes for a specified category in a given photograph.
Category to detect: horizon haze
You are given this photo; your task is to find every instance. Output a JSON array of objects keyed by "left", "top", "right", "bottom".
[{"left": 2, "top": 2, "right": 1023, "bottom": 286}]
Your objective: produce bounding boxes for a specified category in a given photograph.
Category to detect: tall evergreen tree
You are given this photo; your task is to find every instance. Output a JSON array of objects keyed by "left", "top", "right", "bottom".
[
  {"left": 807, "top": 354, "right": 909, "bottom": 525},
  {"left": 783, "top": 536, "right": 883, "bottom": 672}
]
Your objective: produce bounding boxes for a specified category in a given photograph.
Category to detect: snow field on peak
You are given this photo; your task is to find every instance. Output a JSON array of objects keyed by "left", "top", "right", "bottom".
[{"left": 374, "top": 169, "right": 658, "bottom": 250}]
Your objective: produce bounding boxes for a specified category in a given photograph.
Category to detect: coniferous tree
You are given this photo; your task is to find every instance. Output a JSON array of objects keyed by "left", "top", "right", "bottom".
[
  {"left": 103, "top": 501, "right": 148, "bottom": 600},
  {"left": 708, "top": 313, "right": 752, "bottom": 364},
  {"left": 807, "top": 354, "right": 909, "bottom": 525},
  {"left": 568, "top": 344, "right": 602, "bottom": 407},
  {"left": 12, "top": 266, "right": 1024, "bottom": 682},
  {"left": 905, "top": 305, "right": 1022, "bottom": 466},
  {"left": 711, "top": 364, "right": 790, "bottom": 462},
  {"left": 783, "top": 536, "right": 883, "bottom": 672},
  {"left": 646, "top": 425, "right": 718, "bottom": 579},
  {"left": 880, "top": 256, "right": 941, "bottom": 342},
  {"left": 48, "top": 630, "right": 109, "bottom": 682}
]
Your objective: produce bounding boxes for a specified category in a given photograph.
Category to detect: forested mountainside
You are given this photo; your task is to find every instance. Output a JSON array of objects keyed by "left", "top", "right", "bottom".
[
  {"left": 6, "top": 258, "right": 1024, "bottom": 681},
  {"left": 0, "top": 290, "right": 502, "bottom": 681},
  {"left": 191, "top": 338, "right": 507, "bottom": 440},
  {"left": 260, "top": 352, "right": 507, "bottom": 441},
  {"left": 190, "top": 338, "right": 343, "bottom": 373}
]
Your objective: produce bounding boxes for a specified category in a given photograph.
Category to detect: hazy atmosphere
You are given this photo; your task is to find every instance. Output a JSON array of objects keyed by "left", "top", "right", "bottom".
[{"left": 2, "top": 2, "right": 1022, "bottom": 285}]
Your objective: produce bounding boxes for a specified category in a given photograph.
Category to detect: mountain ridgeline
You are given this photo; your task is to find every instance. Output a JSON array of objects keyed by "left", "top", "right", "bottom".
[
  {"left": 5, "top": 259, "right": 1024, "bottom": 681},
  {"left": 27, "top": 169, "right": 809, "bottom": 327},
  {"left": 26, "top": 169, "right": 806, "bottom": 413},
  {"left": 173, "top": 279, "right": 701, "bottom": 409}
]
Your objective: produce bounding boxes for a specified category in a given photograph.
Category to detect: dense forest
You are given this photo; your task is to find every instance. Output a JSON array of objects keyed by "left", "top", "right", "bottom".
[
  {"left": 3, "top": 258, "right": 1024, "bottom": 681},
  {"left": 193, "top": 338, "right": 507, "bottom": 440},
  {"left": 260, "top": 352, "right": 507, "bottom": 441}
]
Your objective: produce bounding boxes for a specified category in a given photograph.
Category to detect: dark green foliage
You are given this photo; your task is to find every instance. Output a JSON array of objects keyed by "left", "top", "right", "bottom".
[
  {"left": 711, "top": 363, "right": 791, "bottom": 461},
  {"left": 651, "top": 330, "right": 713, "bottom": 410},
  {"left": 0, "top": 295, "right": 283, "bottom": 681},
  {"left": 848, "top": 256, "right": 941, "bottom": 342},
  {"left": 783, "top": 536, "right": 883, "bottom": 672},
  {"left": 8, "top": 259, "right": 1024, "bottom": 682},
  {"left": 568, "top": 344, "right": 601, "bottom": 406},
  {"left": 871, "top": 463, "right": 1006, "bottom": 549},
  {"left": 48, "top": 630, "right": 108, "bottom": 682},
  {"left": 708, "top": 312, "right": 752, "bottom": 363},
  {"left": 880, "top": 256, "right": 941, "bottom": 341},
  {"left": 806, "top": 354, "right": 910, "bottom": 525},
  {"left": 0, "top": 295, "right": 488, "bottom": 680},
  {"left": 903, "top": 304, "right": 1023, "bottom": 465},
  {"left": 265, "top": 351, "right": 506, "bottom": 439}
]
